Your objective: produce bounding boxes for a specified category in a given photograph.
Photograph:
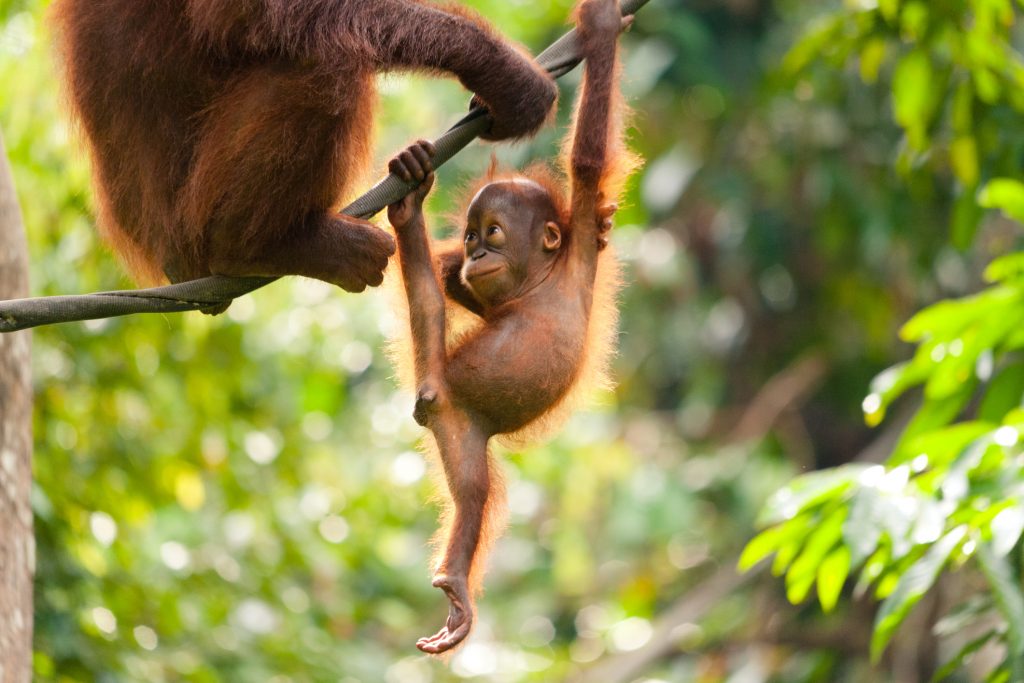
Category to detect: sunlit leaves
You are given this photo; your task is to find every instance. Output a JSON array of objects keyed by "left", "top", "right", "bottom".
[
  {"left": 816, "top": 546, "right": 852, "bottom": 613},
  {"left": 772, "top": 4, "right": 1024, "bottom": 663},
  {"left": 985, "top": 253, "right": 1024, "bottom": 283},
  {"left": 979, "top": 179, "right": 1024, "bottom": 224},
  {"left": 949, "top": 135, "right": 980, "bottom": 188},
  {"left": 785, "top": 509, "right": 846, "bottom": 604},
  {"left": 783, "top": 0, "right": 1024, "bottom": 245},
  {"left": 893, "top": 51, "right": 936, "bottom": 150},
  {"left": 989, "top": 506, "right": 1024, "bottom": 557},
  {"left": 871, "top": 526, "right": 966, "bottom": 661},
  {"left": 745, "top": 413, "right": 1024, "bottom": 667},
  {"left": 758, "top": 465, "right": 868, "bottom": 526},
  {"left": 976, "top": 546, "right": 1024, "bottom": 679},
  {"left": 738, "top": 521, "right": 807, "bottom": 572},
  {"left": 933, "top": 630, "right": 1001, "bottom": 682},
  {"left": 859, "top": 38, "right": 888, "bottom": 84}
]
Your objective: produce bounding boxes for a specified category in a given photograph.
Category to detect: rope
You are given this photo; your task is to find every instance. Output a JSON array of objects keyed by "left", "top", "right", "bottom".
[{"left": 0, "top": 0, "right": 651, "bottom": 333}]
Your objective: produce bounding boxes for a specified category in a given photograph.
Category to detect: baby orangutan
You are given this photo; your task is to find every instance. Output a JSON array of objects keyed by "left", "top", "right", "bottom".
[{"left": 387, "top": 0, "right": 636, "bottom": 654}]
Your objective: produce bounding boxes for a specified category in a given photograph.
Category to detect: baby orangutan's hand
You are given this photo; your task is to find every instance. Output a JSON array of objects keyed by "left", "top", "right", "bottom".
[
  {"left": 387, "top": 140, "right": 437, "bottom": 229},
  {"left": 578, "top": 0, "right": 631, "bottom": 42},
  {"left": 596, "top": 197, "right": 618, "bottom": 251}
]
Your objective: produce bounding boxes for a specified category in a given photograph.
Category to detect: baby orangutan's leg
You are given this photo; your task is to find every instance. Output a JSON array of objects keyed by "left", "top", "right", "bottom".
[{"left": 418, "top": 412, "right": 494, "bottom": 655}]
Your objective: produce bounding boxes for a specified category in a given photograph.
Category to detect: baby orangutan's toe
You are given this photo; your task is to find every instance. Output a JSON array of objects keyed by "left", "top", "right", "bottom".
[{"left": 417, "top": 575, "right": 473, "bottom": 654}]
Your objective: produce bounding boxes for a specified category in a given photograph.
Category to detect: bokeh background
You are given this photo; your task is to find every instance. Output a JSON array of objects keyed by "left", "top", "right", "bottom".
[{"left": 4, "top": 0, "right": 1023, "bottom": 681}]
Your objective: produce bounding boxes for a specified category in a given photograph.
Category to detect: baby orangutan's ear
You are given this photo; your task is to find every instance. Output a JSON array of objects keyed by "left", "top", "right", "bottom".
[{"left": 543, "top": 221, "right": 562, "bottom": 252}]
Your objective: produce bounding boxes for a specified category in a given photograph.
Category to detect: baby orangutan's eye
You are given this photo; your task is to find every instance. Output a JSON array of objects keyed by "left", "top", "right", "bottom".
[
  {"left": 465, "top": 232, "right": 477, "bottom": 245},
  {"left": 485, "top": 225, "right": 506, "bottom": 248}
]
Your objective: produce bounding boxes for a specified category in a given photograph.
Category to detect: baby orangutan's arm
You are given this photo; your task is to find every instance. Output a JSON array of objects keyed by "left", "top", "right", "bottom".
[
  {"left": 388, "top": 142, "right": 446, "bottom": 416},
  {"left": 569, "top": 0, "right": 632, "bottom": 266}
]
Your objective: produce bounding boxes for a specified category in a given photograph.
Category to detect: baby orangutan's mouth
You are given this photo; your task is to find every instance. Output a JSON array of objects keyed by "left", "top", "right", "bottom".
[{"left": 468, "top": 264, "right": 503, "bottom": 279}]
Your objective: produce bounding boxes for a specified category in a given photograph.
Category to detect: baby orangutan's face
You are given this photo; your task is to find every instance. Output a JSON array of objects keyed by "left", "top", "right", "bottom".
[{"left": 461, "top": 179, "right": 562, "bottom": 307}]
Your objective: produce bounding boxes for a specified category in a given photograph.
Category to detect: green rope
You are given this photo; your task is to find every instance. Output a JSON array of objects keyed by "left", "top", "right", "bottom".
[{"left": 0, "top": 0, "right": 651, "bottom": 333}]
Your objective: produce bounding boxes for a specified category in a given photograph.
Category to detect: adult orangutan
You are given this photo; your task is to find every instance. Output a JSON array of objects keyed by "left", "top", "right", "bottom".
[
  {"left": 50, "top": 0, "right": 558, "bottom": 299},
  {"left": 387, "top": 0, "right": 636, "bottom": 653}
]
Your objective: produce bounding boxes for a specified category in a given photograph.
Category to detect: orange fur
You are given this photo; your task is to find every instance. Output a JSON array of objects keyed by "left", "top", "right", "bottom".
[
  {"left": 386, "top": 161, "right": 628, "bottom": 594},
  {"left": 384, "top": 0, "right": 638, "bottom": 652},
  {"left": 49, "top": 0, "right": 558, "bottom": 288}
]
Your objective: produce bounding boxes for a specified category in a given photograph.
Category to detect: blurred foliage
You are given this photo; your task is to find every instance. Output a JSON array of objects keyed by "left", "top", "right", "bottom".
[
  {"left": 744, "top": 1, "right": 1024, "bottom": 681},
  {"left": 5, "top": 0, "right": 1024, "bottom": 681}
]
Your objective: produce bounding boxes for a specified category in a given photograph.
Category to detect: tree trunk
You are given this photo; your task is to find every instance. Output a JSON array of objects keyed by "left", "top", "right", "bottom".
[{"left": 0, "top": 130, "right": 34, "bottom": 683}]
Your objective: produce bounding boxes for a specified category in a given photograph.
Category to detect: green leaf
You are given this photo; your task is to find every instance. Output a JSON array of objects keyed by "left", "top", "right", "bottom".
[
  {"left": 896, "top": 389, "right": 977, "bottom": 457},
  {"left": 759, "top": 465, "right": 868, "bottom": 525},
  {"left": 817, "top": 546, "right": 851, "bottom": 613},
  {"left": 976, "top": 544, "right": 1024, "bottom": 673},
  {"left": 950, "top": 137, "right": 979, "bottom": 188},
  {"left": 871, "top": 526, "right": 967, "bottom": 661},
  {"left": 985, "top": 253, "right": 1024, "bottom": 283},
  {"left": 894, "top": 422, "right": 995, "bottom": 468},
  {"left": 899, "top": 1, "right": 929, "bottom": 41},
  {"left": 980, "top": 179, "right": 1024, "bottom": 224},
  {"left": 973, "top": 67, "right": 1002, "bottom": 104},
  {"left": 951, "top": 79, "right": 974, "bottom": 132},
  {"left": 855, "top": 545, "right": 891, "bottom": 596},
  {"left": 901, "top": 287, "right": 1021, "bottom": 345},
  {"left": 786, "top": 508, "right": 846, "bottom": 604},
  {"left": 984, "top": 668, "right": 1010, "bottom": 683},
  {"left": 781, "top": 15, "right": 846, "bottom": 76},
  {"left": 866, "top": 360, "right": 932, "bottom": 425},
  {"left": 879, "top": 0, "right": 898, "bottom": 22},
  {"left": 893, "top": 50, "right": 934, "bottom": 149},
  {"left": 932, "top": 630, "right": 1001, "bottom": 682},
  {"left": 980, "top": 364, "right": 1024, "bottom": 423},
  {"left": 739, "top": 524, "right": 796, "bottom": 572},
  {"left": 773, "top": 536, "right": 802, "bottom": 577},
  {"left": 951, "top": 187, "right": 983, "bottom": 249},
  {"left": 941, "top": 437, "right": 991, "bottom": 503},
  {"left": 901, "top": 301, "right": 971, "bottom": 342},
  {"left": 990, "top": 506, "right": 1024, "bottom": 557},
  {"left": 859, "top": 38, "right": 888, "bottom": 84},
  {"left": 764, "top": 512, "right": 816, "bottom": 576},
  {"left": 844, "top": 487, "right": 884, "bottom": 566},
  {"left": 934, "top": 595, "right": 995, "bottom": 637}
]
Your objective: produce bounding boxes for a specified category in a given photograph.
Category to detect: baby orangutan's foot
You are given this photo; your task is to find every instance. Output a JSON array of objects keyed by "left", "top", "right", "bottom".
[{"left": 417, "top": 574, "right": 472, "bottom": 654}]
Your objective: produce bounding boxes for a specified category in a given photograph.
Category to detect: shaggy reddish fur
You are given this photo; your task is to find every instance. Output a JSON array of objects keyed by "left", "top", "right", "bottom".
[{"left": 50, "top": 0, "right": 558, "bottom": 287}]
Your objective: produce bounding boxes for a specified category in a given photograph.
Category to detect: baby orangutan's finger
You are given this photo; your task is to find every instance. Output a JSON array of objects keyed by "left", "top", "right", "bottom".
[
  {"left": 417, "top": 139, "right": 437, "bottom": 158},
  {"left": 399, "top": 149, "right": 425, "bottom": 181},
  {"left": 389, "top": 157, "right": 412, "bottom": 182},
  {"left": 411, "top": 143, "right": 434, "bottom": 173},
  {"left": 416, "top": 172, "right": 435, "bottom": 199}
]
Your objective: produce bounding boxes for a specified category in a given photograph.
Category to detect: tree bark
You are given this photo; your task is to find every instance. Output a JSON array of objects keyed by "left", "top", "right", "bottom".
[{"left": 0, "top": 130, "right": 34, "bottom": 683}]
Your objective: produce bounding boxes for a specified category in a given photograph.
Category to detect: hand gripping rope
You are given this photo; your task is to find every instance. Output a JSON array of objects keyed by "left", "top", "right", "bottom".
[{"left": 0, "top": 0, "right": 651, "bottom": 333}]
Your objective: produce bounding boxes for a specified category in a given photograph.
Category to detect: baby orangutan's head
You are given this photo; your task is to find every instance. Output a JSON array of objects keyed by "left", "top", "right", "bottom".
[{"left": 460, "top": 178, "right": 564, "bottom": 307}]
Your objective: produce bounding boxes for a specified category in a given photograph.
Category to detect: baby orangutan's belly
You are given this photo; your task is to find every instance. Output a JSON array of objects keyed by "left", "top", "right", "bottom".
[{"left": 447, "top": 324, "right": 584, "bottom": 435}]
